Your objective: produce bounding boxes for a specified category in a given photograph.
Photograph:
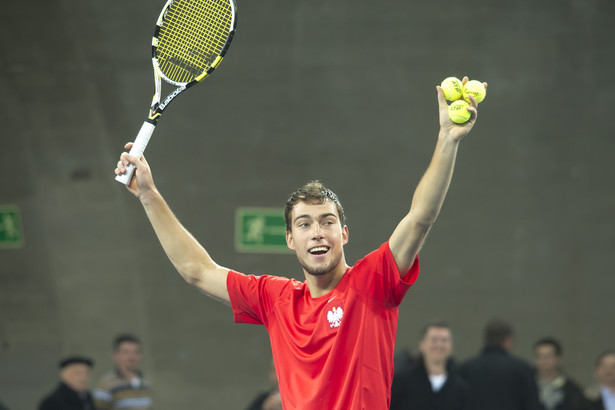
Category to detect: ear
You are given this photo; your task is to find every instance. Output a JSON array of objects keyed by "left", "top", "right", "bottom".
[
  {"left": 342, "top": 225, "right": 349, "bottom": 245},
  {"left": 286, "top": 230, "right": 295, "bottom": 250}
]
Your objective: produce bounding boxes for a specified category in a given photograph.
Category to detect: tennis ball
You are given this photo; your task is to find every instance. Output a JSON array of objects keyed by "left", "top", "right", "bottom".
[
  {"left": 448, "top": 100, "right": 471, "bottom": 124},
  {"left": 441, "top": 77, "right": 463, "bottom": 101},
  {"left": 462, "top": 80, "right": 486, "bottom": 104}
]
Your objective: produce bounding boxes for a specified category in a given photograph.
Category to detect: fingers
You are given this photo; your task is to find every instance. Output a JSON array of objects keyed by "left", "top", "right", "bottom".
[
  {"left": 467, "top": 105, "right": 478, "bottom": 121},
  {"left": 462, "top": 93, "right": 478, "bottom": 121},
  {"left": 115, "top": 160, "right": 124, "bottom": 175},
  {"left": 114, "top": 142, "right": 140, "bottom": 175},
  {"left": 435, "top": 85, "right": 447, "bottom": 108},
  {"left": 115, "top": 154, "right": 133, "bottom": 175},
  {"left": 466, "top": 94, "right": 478, "bottom": 108}
]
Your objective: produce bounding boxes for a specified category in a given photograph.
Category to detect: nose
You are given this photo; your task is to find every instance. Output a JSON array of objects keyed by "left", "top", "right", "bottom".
[{"left": 311, "top": 223, "right": 324, "bottom": 239}]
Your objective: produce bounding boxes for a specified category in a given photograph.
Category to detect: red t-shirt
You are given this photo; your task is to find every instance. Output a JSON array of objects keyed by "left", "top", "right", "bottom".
[{"left": 227, "top": 241, "right": 419, "bottom": 410}]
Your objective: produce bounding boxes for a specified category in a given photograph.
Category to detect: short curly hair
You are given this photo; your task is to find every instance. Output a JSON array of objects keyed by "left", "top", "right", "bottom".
[{"left": 284, "top": 180, "right": 345, "bottom": 232}]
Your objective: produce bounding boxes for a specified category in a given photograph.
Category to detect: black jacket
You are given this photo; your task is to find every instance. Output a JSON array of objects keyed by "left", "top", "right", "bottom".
[
  {"left": 458, "top": 346, "right": 544, "bottom": 410},
  {"left": 38, "top": 382, "right": 94, "bottom": 410},
  {"left": 536, "top": 375, "right": 592, "bottom": 410},
  {"left": 587, "top": 397, "right": 605, "bottom": 410},
  {"left": 390, "top": 355, "right": 470, "bottom": 410}
]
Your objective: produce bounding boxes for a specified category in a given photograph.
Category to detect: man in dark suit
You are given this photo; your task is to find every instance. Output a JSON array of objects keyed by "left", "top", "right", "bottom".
[
  {"left": 458, "top": 319, "right": 544, "bottom": 410},
  {"left": 39, "top": 356, "right": 95, "bottom": 410},
  {"left": 390, "top": 321, "right": 470, "bottom": 410}
]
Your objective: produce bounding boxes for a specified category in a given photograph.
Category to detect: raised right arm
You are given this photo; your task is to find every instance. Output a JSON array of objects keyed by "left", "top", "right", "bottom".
[{"left": 115, "top": 144, "right": 230, "bottom": 304}]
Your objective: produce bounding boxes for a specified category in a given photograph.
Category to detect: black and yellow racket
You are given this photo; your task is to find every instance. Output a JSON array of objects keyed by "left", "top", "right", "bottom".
[{"left": 116, "top": 0, "right": 237, "bottom": 185}]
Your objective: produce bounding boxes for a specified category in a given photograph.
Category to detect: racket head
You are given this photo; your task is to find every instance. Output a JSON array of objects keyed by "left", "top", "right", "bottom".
[{"left": 153, "top": 0, "right": 237, "bottom": 87}]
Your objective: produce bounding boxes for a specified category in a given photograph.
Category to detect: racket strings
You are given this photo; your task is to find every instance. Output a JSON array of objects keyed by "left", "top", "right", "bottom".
[{"left": 157, "top": 0, "right": 233, "bottom": 83}]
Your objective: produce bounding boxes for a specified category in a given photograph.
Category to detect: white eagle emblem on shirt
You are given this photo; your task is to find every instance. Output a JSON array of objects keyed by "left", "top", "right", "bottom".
[{"left": 327, "top": 306, "right": 344, "bottom": 328}]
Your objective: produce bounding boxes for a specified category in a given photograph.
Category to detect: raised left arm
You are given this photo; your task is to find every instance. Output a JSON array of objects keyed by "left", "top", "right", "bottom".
[{"left": 389, "top": 78, "right": 485, "bottom": 273}]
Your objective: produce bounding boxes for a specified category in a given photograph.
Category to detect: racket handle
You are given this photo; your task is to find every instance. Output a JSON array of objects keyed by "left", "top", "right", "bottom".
[{"left": 115, "top": 121, "right": 156, "bottom": 185}]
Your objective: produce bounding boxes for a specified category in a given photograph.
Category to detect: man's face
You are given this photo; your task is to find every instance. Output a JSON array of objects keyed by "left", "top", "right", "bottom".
[
  {"left": 61, "top": 363, "right": 91, "bottom": 393},
  {"left": 113, "top": 341, "right": 142, "bottom": 374},
  {"left": 286, "top": 201, "right": 348, "bottom": 277},
  {"left": 535, "top": 344, "right": 561, "bottom": 375},
  {"left": 596, "top": 354, "right": 615, "bottom": 387},
  {"left": 419, "top": 326, "right": 453, "bottom": 365}
]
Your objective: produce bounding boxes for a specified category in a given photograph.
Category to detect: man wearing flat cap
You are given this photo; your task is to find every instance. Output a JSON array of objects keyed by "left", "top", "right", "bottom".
[{"left": 39, "top": 356, "right": 95, "bottom": 410}]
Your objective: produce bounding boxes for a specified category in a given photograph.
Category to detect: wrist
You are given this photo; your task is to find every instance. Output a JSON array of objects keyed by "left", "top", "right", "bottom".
[
  {"left": 139, "top": 187, "right": 161, "bottom": 205},
  {"left": 438, "top": 130, "right": 461, "bottom": 145}
]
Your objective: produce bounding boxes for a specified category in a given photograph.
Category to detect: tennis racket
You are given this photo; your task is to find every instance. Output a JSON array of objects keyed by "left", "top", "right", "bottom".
[{"left": 116, "top": 0, "right": 238, "bottom": 185}]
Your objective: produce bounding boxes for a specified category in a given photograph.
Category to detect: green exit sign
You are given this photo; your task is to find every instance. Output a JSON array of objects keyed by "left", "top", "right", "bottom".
[
  {"left": 0, "top": 205, "right": 24, "bottom": 249},
  {"left": 235, "top": 208, "right": 290, "bottom": 253}
]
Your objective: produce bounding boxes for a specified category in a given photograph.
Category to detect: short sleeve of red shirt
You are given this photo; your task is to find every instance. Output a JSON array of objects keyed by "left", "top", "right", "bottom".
[
  {"left": 349, "top": 241, "right": 420, "bottom": 308},
  {"left": 226, "top": 273, "right": 297, "bottom": 327}
]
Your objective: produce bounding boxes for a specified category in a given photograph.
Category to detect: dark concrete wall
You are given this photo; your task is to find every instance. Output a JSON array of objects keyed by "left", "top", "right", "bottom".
[{"left": 1, "top": 0, "right": 614, "bottom": 408}]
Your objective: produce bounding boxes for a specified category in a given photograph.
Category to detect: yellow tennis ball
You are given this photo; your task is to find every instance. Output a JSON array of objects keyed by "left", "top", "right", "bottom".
[
  {"left": 441, "top": 77, "right": 463, "bottom": 101},
  {"left": 448, "top": 100, "right": 471, "bottom": 124},
  {"left": 462, "top": 80, "right": 486, "bottom": 104}
]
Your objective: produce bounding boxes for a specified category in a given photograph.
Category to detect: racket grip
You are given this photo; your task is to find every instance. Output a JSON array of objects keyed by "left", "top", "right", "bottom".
[{"left": 115, "top": 121, "right": 156, "bottom": 185}]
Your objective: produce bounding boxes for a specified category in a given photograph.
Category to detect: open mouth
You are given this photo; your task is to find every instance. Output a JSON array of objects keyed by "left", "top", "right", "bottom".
[{"left": 308, "top": 246, "right": 330, "bottom": 255}]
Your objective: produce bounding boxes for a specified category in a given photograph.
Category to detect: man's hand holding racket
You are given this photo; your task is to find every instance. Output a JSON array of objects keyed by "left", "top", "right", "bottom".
[{"left": 115, "top": 143, "right": 156, "bottom": 200}]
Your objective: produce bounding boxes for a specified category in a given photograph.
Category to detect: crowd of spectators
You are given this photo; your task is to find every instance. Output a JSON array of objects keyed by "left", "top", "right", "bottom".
[
  {"left": 389, "top": 319, "right": 615, "bottom": 410},
  {"left": 1, "top": 323, "right": 610, "bottom": 410}
]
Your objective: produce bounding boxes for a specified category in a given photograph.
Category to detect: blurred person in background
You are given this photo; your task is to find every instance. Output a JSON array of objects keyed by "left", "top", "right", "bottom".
[
  {"left": 93, "top": 334, "right": 152, "bottom": 410},
  {"left": 459, "top": 319, "right": 543, "bottom": 410},
  {"left": 586, "top": 350, "right": 615, "bottom": 410},
  {"left": 39, "top": 355, "right": 95, "bottom": 410},
  {"left": 534, "top": 337, "right": 590, "bottom": 410},
  {"left": 390, "top": 321, "right": 470, "bottom": 410}
]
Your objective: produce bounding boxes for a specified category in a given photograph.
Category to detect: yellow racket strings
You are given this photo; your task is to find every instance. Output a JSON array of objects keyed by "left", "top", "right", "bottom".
[{"left": 157, "top": 0, "right": 233, "bottom": 83}]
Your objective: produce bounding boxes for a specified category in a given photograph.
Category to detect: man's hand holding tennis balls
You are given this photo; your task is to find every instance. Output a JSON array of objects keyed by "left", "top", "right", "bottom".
[{"left": 436, "top": 76, "right": 487, "bottom": 142}]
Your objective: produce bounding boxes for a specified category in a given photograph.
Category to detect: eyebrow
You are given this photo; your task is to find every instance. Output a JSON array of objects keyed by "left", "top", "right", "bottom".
[{"left": 293, "top": 213, "right": 338, "bottom": 224}]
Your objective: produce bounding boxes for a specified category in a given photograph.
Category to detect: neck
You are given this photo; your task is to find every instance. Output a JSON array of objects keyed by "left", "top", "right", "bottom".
[
  {"left": 119, "top": 367, "right": 138, "bottom": 380},
  {"left": 424, "top": 359, "right": 447, "bottom": 376},
  {"left": 304, "top": 263, "right": 347, "bottom": 298},
  {"left": 538, "top": 369, "right": 560, "bottom": 381},
  {"left": 62, "top": 383, "right": 85, "bottom": 394}
]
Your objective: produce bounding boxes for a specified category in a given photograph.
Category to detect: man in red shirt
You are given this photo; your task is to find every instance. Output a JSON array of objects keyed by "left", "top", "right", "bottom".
[{"left": 114, "top": 79, "right": 484, "bottom": 409}]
